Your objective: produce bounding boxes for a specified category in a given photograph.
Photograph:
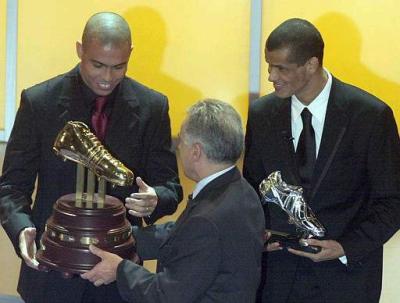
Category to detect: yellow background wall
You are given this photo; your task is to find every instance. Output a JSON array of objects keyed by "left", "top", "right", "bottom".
[
  {"left": 17, "top": 0, "right": 250, "bottom": 135},
  {"left": 0, "top": 0, "right": 399, "bottom": 301}
]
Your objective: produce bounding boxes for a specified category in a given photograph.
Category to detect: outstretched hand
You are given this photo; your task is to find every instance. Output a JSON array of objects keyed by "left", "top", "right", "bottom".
[
  {"left": 125, "top": 177, "right": 158, "bottom": 217},
  {"left": 264, "top": 230, "right": 283, "bottom": 252},
  {"left": 19, "top": 227, "right": 39, "bottom": 270},
  {"left": 288, "top": 239, "right": 345, "bottom": 262},
  {"left": 81, "top": 245, "right": 123, "bottom": 287}
]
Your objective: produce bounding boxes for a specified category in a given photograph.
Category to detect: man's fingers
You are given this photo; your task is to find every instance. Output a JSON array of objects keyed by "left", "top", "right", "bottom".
[
  {"left": 126, "top": 202, "right": 150, "bottom": 213},
  {"left": 89, "top": 245, "right": 105, "bottom": 259},
  {"left": 125, "top": 197, "right": 154, "bottom": 217},
  {"left": 263, "top": 231, "right": 271, "bottom": 242},
  {"left": 126, "top": 194, "right": 157, "bottom": 209},
  {"left": 19, "top": 228, "right": 39, "bottom": 270},
  {"left": 28, "top": 258, "right": 39, "bottom": 269},
  {"left": 136, "top": 177, "right": 149, "bottom": 191},
  {"left": 94, "top": 279, "right": 104, "bottom": 287},
  {"left": 266, "top": 242, "right": 282, "bottom": 252},
  {"left": 129, "top": 193, "right": 154, "bottom": 200},
  {"left": 128, "top": 209, "right": 152, "bottom": 217},
  {"left": 81, "top": 269, "right": 96, "bottom": 281},
  {"left": 21, "top": 252, "right": 39, "bottom": 269},
  {"left": 305, "top": 238, "right": 323, "bottom": 247},
  {"left": 287, "top": 247, "right": 313, "bottom": 258}
]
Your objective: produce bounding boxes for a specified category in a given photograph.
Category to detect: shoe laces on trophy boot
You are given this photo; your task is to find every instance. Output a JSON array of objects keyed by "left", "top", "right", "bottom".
[{"left": 53, "top": 121, "right": 134, "bottom": 186}]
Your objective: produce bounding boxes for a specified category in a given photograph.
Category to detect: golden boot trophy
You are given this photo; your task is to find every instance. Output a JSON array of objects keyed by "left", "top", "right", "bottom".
[{"left": 37, "top": 121, "right": 136, "bottom": 277}]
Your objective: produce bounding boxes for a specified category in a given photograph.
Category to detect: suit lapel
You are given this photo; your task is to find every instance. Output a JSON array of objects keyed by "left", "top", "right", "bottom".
[
  {"left": 104, "top": 79, "right": 140, "bottom": 150},
  {"left": 269, "top": 98, "right": 300, "bottom": 185},
  {"left": 159, "top": 168, "right": 241, "bottom": 248},
  {"left": 310, "top": 77, "right": 348, "bottom": 202},
  {"left": 56, "top": 66, "right": 90, "bottom": 126}
]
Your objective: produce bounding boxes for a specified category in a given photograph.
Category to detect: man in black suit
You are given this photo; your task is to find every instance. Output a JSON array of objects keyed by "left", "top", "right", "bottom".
[
  {"left": 81, "top": 99, "right": 266, "bottom": 303},
  {"left": 243, "top": 18, "right": 400, "bottom": 303},
  {"left": 0, "top": 12, "right": 182, "bottom": 303}
]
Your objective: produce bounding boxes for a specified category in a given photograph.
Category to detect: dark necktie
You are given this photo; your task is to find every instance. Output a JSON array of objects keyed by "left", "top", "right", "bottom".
[
  {"left": 91, "top": 96, "right": 108, "bottom": 141},
  {"left": 296, "top": 108, "right": 316, "bottom": 191}
]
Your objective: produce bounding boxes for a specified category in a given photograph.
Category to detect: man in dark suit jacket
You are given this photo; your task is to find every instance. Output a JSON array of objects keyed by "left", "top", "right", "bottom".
[
  {"left": 81, "top": 99, "right": 266, "bottom": 302},
  {"left": 0, "top": 12, "right": 182, "bottom": 303},
  {"left": 243, "top": 18, "right": 400, "bottom": 303}
]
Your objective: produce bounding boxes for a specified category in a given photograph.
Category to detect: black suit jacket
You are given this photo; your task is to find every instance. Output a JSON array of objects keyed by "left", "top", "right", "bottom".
[
  {"left": 0, "top": 66, "right": 183, "bottom": 303},
  {"left": 243, "top": 76, "right": 400, "bottom": 303},
  {"left": 115, "top": 167, "right": 265, "bottom": 303}
]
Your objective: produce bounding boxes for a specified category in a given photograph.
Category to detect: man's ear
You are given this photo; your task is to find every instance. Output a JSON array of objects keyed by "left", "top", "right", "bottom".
[
  {"left": 76, "top": 41, "right": 83, "bottom": 59},
  {"left": 191, "top": 142, "right": 202, "bottom": 161},
  {"left": 306, "top": 56, "right": 319, "bottom": 74}
]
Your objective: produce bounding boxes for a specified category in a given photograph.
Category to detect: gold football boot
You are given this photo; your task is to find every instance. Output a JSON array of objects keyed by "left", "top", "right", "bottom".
[{"left": 53, "top": 121, "right": 134, "bottom": 187}]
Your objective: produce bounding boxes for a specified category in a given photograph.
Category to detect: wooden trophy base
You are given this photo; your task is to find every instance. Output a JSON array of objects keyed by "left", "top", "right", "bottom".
[{"left": 36, "top": 193, "right": 136, "bottom": 278}]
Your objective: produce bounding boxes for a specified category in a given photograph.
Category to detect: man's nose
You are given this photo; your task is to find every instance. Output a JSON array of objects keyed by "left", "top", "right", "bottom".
[
  {"left": 102, "top": 68, "right": 112, "bottom": 82},
  {"left": 268, "top": 68, "right": 278, "bottom": 82}
]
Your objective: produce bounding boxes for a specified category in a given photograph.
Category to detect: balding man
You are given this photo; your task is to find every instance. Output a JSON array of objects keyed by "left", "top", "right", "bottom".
[
  {"left": 81, "top": 99, "right": 265, "bottom": 303},
  {"left": 0, "top": 12, "right": 182, "bottom": 303}
]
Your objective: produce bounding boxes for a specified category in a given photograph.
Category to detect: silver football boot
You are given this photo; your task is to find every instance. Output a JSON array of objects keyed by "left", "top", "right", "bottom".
[{"left": 259, "top": 171, "right": 325, "bottom": 238}]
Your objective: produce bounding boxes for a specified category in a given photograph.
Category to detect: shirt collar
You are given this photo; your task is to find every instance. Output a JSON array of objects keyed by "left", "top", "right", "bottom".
[
  {"left": 192, "top": 165, "right": 235, "bottom": 199},
  {"left": 291, "top": 68, "right": 332, "bottom": 124}
]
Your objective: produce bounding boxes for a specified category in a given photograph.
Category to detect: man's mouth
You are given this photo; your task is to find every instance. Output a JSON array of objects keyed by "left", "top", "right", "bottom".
[
  {"left": 273, "top": 82, "right": 284, "bottom": 89},
  {"left": 98, "top": 82, "right": 111, "bottom": 90}
]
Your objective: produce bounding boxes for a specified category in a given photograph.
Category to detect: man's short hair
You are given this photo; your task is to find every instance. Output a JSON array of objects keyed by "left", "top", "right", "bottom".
[
  {"left": 266, "top": 18, "right": 324, "bottom": 66},
  {"left": 183, "top": 99, "right": 244, "bottom": 165},
  {"left": 82, "top": 12, "right": 132, "bottom": 48}
]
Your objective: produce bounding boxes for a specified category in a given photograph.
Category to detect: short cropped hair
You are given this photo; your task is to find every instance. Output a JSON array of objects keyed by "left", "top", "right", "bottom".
[
  {"left": 82, "top": 12, "right": 132, "bottom": 48},
  {"left": 183, "top": 99, "right": 244, "bottom": 165},
  {"left": 266, "top": 18, "right": 324, "bottom": 66}
]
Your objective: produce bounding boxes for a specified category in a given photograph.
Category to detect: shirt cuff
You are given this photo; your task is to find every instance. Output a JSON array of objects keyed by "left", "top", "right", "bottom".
[{"left": 339, "top": 255, "right": 348, "bottom": 265}]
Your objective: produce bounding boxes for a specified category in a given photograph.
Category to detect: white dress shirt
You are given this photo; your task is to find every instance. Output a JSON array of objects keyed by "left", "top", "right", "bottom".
[{"left": 291, "top": 68, "right": 332, "bottom": 156}]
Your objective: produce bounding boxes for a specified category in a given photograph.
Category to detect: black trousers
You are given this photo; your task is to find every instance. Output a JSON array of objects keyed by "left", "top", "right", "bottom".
[{"left": 286, "top": 258, "right": 322, "bottom": 303}]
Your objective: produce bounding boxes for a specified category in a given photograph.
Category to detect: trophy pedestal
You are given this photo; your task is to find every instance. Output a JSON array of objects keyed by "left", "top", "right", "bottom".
[{"left": 37, "top": 193, "right": 136, "bottom": 277}]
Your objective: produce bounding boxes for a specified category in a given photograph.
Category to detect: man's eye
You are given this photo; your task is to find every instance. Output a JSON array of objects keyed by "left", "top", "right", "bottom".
[{"left": 93, "top": 63, "right": 103, "bottom": 68}]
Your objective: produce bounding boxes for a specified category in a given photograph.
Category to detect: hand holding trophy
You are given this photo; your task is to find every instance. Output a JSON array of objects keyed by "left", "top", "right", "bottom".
[
  {"left": 259, "top": 171, "right": 326, "bottom": 253},
  {"left": 36, "top": 121, "right": 137, "bottom": 277}
]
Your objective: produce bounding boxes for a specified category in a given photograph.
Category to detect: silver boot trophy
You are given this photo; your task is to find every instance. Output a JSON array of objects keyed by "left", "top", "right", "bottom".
[{"left": 259, "top": 171, "right": 326, "bottom": 253}]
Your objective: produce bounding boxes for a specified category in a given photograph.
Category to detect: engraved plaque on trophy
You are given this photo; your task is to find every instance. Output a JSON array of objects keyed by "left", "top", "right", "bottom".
[
  {"left": 36, "top": 121, "right": 136, "bottom": 277},
  {"left": 259, "top": 171, "right": 326, "bottom": 253}
]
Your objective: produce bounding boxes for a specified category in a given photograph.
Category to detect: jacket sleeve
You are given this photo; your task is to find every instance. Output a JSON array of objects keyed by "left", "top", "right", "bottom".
[
  {"left": 338, "top": 106, "right": 400, "bottom": 266},
  {"left": 0, "top": 90, "right": 39, "bottom": 254},
  {"left": 132, "top": 222, "right": 175, "bottom": 260},
  {"left": 243, "top": 105, "right": 265, "bottom": 194},
  {"left": 117, "top": 216, "right": 220, "bottom": 303}
]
